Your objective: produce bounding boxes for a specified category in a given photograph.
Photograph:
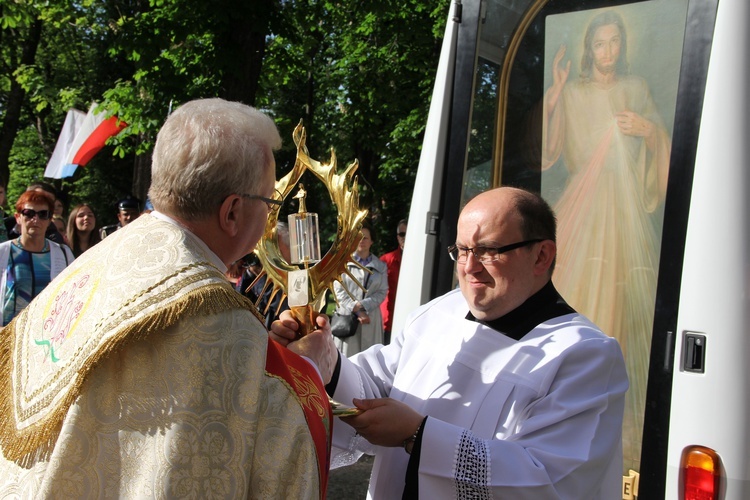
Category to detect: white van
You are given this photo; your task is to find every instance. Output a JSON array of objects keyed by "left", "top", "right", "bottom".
[{"left": 393, "top": 0, "right": 749, "bottom": 498}]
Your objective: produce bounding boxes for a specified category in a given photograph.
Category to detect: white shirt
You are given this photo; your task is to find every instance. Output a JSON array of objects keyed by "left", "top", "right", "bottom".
[{"left": 331, "top": 287, "right": 628, "bottom": 499}]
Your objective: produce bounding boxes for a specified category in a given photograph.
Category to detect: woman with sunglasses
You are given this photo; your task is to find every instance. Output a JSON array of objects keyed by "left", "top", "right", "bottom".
[
  {"left": 0, "top": 190, "right": 74, "bottom": 325},
  {"left": 67, "top": 204, "right": 101, "bottom": 257}
]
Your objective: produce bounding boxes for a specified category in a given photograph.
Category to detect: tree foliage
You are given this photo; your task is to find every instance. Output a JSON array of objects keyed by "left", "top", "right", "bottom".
[{"left": 0, "top": 0, "right": 449, "bottom": 246}]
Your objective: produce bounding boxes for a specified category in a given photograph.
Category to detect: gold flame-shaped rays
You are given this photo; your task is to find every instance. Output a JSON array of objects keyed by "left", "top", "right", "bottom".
[{"left": 253, "top": 122, "right": 369, "bottom": 315}]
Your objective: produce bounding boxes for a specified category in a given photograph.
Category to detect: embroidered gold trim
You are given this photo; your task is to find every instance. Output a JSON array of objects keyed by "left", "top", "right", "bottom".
[
  {"left": 21, "top": 266, "right": 223, "bottom": 404},
  {"left": 0, "top": 282, "right": 261, "bottom": 466},
  {"left": 288, "top": 365, "right": 328, "bottom": 418}
]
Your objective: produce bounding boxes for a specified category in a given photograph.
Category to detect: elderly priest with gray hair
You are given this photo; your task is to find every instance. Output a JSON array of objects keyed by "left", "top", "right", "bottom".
[{"left": 0, "top": 98, "right": 336, "bottom": 499}]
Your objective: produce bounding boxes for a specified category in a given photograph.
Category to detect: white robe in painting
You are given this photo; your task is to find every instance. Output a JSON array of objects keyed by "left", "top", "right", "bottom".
[
  {"left": 543, "top": 75, "right": 671, "bottom": 471},
  {"left": 330, "top": 288, "right": 628, "bottom": 499}
]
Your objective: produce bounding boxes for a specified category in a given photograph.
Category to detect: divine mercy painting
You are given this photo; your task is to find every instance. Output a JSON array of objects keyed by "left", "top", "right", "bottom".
[{"left": 540, "top": 0, "right": 688, "bottom": 473}]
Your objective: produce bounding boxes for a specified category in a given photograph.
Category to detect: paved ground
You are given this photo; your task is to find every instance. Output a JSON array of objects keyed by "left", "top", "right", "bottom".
[{"left": 326, "top": 455, "right": 374, "bottom": 499}]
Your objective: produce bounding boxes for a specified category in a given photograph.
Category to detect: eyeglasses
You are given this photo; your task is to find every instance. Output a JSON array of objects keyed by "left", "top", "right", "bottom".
[
  {"left": 447, "top": 239, "right": 544, "bottom": 264},
  {"left": 239, "top": 189, "right": 283, "bottom": 212},
  {"left": 19, "top": 208, "right": 51, "bottom": 221},
  {"left": 397, "top": 232, "right": 406, "bottom": 237}
]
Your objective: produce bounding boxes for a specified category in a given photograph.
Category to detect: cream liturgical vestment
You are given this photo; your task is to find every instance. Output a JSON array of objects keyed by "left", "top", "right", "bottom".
[
  {"left": 0, "top": 214, "right": 331, "bottom": 499},
  {"left": 330, "top": 287, "right": 628, "bottom": 499}
]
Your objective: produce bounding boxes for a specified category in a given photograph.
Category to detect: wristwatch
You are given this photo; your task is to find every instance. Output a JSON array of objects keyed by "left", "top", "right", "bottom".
[{"left": 403, "top": 427, "right": 421, "bottom": 455}]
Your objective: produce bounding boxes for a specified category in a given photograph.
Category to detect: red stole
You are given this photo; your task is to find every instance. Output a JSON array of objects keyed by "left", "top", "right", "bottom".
[{"left": 265, "top": 340, "right": 332, "bottom": 498}]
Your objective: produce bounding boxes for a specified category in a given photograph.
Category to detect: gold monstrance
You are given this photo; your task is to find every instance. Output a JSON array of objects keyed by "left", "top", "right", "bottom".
[{"left": 253, "top": 123, "right": 368, "bottom": 337}]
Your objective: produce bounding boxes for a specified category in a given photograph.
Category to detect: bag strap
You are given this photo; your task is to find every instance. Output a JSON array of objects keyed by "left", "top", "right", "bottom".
[{"left": 363, "top": 269, "right": 372, "bottom": 293}]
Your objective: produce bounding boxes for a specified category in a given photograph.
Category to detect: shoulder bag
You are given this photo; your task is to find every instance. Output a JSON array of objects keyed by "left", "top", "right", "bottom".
[{"left": 331, "top": 312, "right": 359, "bottom": 338}]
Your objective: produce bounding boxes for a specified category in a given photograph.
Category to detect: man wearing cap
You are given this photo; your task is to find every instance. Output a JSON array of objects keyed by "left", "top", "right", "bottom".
[{"left": 100, "top": 196, "right": 141, "bottom": 238}]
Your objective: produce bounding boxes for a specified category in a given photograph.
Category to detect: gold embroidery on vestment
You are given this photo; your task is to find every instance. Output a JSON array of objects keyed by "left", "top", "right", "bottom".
[{"left": 0, "top": 216, "right": 266, "bottom": 466}]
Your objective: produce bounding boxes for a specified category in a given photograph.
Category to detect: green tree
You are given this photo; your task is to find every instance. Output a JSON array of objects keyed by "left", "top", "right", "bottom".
[
  {"left": 259, "top": 0, "right": 448, "bottom": 251},
  {"left": 1, "top": 1, "right": 138, "bottom": 223},
  {"left": 1, "top": 0, "right": 450, "bottom": 247},
  {"left": 0, "top": 1, "right": 42, "bottom": 186}
]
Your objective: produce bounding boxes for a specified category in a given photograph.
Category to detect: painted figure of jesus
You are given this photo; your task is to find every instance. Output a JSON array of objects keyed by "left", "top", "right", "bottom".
[{"left": 543, "top": 9, "right": 672, "bottom": 472}]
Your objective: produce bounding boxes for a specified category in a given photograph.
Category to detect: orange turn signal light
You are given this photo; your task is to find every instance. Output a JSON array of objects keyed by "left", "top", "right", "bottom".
[{"left": 679, "top": 445, "right": 724, "bottom": 500}]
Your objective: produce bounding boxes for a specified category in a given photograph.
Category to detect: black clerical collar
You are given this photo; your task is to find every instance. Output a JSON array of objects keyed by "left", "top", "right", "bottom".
[{"left": 466, "top": 281, "right": 575, "bottom": 341}]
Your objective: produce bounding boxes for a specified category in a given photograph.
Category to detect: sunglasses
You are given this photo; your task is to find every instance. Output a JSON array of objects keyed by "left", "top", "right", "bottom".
[
  {"left": 397, "top": 232, "right": 406, "bottom": 237},
  {"left": 19, "top": 208, "right": 51, "bottom": 220}
]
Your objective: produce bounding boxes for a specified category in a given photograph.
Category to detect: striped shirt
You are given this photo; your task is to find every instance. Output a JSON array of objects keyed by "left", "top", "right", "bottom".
[{"left": 2, "top": 241, "right": 52, "bottom": 326}]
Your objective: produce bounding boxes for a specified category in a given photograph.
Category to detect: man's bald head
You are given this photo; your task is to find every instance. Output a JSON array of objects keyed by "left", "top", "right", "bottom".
[{"left": 455, "top": 187, "right": 557, "bottom": 320}]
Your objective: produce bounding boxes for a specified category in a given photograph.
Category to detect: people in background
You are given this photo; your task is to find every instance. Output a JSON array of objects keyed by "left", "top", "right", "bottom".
[
  {"left": 0, "top": 190, "right": 74, "bottom": 325},
  {"left": 332, "top": 226, "right": 388, "bottom": 356},
  {"left": 379, "top": 218, "right": 406, "bottom": 344},
  {"left": 53, "top": 193, "right": 67, "bottom": 219},
  {"left": 67, "top": 204, "right": 101, "bottom": 257},
  {"left": 0, "top": 98, "right": 333, "bottom": 498},
  {"left": 100, "top": 196, "right": 142, "bottom": 238},
  {"left": 51, "top": 215, "right": 69, "bottom": 245},
  {"left": 225, "top": 258, "right": 244, "bottom": 286},
  {"left": 236, "top": 252, "right": 262, "bottom": 296},
  {"left": 6, "top": 182, "right": 66, "bottom": 245}
]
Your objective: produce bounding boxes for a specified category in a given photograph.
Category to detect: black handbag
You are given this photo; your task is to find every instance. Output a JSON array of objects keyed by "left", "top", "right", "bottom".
[
  {"left": 331, "top": 312, "right": 359, "bottom": 338},
  {"left": 331, "top": 265, "right": 371, "bottom": 339}
]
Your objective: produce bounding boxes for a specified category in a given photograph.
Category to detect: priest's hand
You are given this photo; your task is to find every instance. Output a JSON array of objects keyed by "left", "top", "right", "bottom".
[
  {"left": 270, "top": 311, "right": 338, "bottom": 384},
  {"left": 269, "top": 310, "right": 303, "bottom": 346},
  {"left": 340, "top": 398, "right": 424, "bottom": 448}
]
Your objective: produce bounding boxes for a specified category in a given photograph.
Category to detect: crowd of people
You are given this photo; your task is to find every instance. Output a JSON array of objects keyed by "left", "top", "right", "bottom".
[
  {"left": 0, "top": 96, "right": 628, "bottom": 499},
  {"left": 0, "top": 181, "right": 144, "bottom": 325}
]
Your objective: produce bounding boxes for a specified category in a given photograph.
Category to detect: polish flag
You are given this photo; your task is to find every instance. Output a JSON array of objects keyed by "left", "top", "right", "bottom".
[{"left": 44, "top": 102, "right": 127, "bottom": 179}]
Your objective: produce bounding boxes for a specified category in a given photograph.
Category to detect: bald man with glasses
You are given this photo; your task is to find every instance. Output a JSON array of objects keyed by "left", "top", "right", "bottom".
[{"left": 272, "top": 186, "right": 628, "bottom": 499}]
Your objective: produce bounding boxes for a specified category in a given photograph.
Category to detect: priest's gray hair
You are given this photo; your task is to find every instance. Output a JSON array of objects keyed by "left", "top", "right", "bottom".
[{"left": 149, "top": 98, "right": 281, "bottom": 220}]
